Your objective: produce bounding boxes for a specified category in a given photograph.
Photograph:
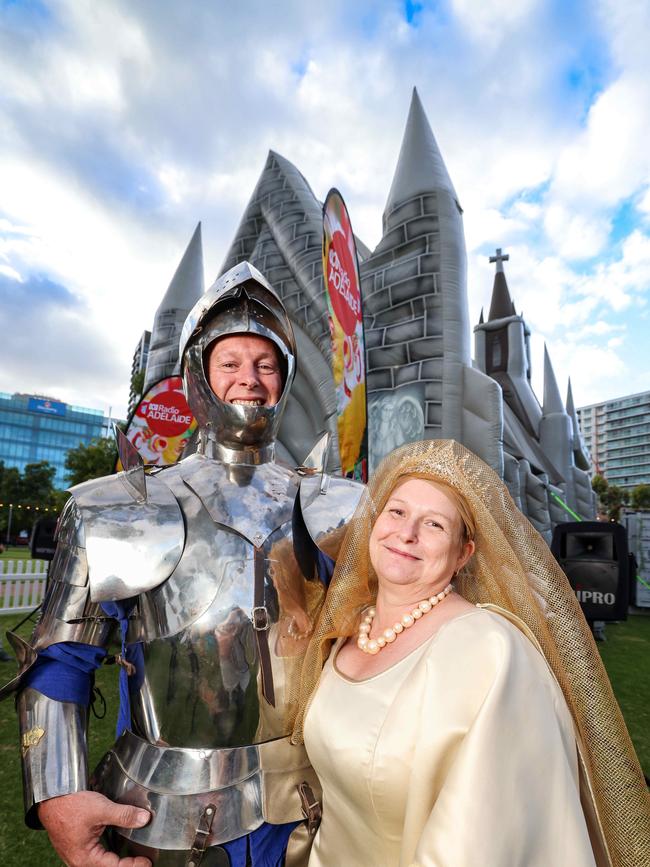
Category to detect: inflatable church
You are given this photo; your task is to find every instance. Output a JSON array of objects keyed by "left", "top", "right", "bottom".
[{"left": 137, "top": 89, "right": 596, "bottom": 542}]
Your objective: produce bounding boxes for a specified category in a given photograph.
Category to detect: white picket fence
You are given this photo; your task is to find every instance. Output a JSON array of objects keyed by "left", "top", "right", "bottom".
[{"left": 0, "top": 560, "right": 48, "bottom": 613}]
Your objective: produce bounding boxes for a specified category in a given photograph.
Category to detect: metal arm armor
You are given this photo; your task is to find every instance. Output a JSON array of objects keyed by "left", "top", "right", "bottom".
[
  {"left": 4, "top": 472, "right": 184, "bottom": 823},
  {"left": 6, "top": 497, "right": 101, "bottom": 824},
  {"left": 18, "top": 687, "right": 90, "bottom": 828},
  {"left": 3, "top": 470, "right": 185, "bottom": 695},
  {"left": 31, "top": 496, "right": 113, "bottom": 652},
  {"left": 0, "top": 497, "right": 111, "bottom": 701},
  {"left": 300, "top": 472, "right": 364, "bottom": 559}
]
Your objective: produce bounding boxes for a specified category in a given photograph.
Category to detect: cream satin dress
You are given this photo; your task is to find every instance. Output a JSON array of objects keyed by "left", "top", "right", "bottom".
[{"left": 304, "top": 607, "right": 597, "bottom": 867}]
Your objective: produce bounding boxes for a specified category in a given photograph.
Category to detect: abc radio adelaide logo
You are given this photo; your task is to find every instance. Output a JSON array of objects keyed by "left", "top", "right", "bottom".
[{"left": 138, "top": 390, "right": 193, "bottom": 437}]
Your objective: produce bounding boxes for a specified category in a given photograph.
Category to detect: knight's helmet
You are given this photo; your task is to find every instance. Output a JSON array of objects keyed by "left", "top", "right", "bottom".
[{"left": 179, "top": 261, "right": 296, "bottom": 458}]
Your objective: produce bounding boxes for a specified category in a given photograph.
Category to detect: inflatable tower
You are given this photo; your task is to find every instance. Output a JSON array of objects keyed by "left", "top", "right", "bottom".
[{"left": 143, "top": 222, "right": 205, "bottom": 393}]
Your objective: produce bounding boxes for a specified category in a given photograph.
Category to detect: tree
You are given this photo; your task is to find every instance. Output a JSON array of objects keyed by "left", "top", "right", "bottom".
[
  {"left": 601, "top": 484, "right": 629, "bottom": 522},
  {"left": 591, "top": 474, "right": 608, "bottom": 499},
  {"left": 0, "top": 460, "right": 63, "bottom": 540},
  {"left": 131, "top": 369, "right": 145, "bottom": 402},
  {"left": 21, "top": 462, "right": 57, "bottom": 504},
  {"left": 65, "top": 437, "right": 117, "bottom": 487},
  {"left": 591, "top": 474, "right": 634, "bottom": 521},
  {"left": 591, "top": 473, "right": 609, "bottom": 518},
  {"left": 630, "top": 484, "right": 650, "bottom": 511},
  {"left": 0, "top": 461, "right": 21, "bottom": 504}
]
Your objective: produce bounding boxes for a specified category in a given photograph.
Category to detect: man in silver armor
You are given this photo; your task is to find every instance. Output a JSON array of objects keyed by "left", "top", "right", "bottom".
[{"left": 2, "top": 262, "right": 362, "bottom": 867}]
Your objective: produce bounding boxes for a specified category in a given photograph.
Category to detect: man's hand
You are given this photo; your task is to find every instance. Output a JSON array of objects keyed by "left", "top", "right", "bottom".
[{"left": 37, "top": 791, "right": 152, "bottom": 867}]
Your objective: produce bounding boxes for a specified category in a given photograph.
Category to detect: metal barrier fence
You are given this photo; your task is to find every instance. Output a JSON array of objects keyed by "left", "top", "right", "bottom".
[{"left": 0, "top": 560, "right": 48, "bottom": 613}]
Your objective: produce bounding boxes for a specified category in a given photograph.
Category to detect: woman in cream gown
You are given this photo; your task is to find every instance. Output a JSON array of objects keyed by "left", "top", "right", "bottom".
[{"left": 291, "top": 440, "right": 649, "bottom": 867}]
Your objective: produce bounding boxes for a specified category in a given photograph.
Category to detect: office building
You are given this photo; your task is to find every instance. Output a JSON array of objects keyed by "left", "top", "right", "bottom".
[
  {"left": 0, "top": 392, "right": 108, "bottom": 488},
  {"left": 127, "top": 330, "right": 151, "bottom": 418},
  {"left": 577, "top": 390, "right": 650, "bottom": 490}
]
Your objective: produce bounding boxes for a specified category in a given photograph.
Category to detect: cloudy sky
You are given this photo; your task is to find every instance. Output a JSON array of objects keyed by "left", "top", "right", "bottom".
[{"left": 1, "top": 0, "right": 649, "bottom": 420}]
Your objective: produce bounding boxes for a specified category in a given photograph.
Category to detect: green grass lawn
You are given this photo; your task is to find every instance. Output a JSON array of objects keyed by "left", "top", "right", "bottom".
[
  {"left": 0, "top": 612, "right": 120, "bottom": 866},
  {"left": 596, "top": 613, "right": 650, "bottom": 777},
  {"left": 0, "top": 547, "right": 37, "bottom": 562},
  {"left": 0, "top": 613, "right": 647, "bottom": 866}
]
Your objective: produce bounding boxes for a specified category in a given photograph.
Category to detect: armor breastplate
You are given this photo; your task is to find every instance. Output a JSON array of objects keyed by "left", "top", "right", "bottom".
[{"left": 126, "top": 454, "right": 319, "bottom": 751}]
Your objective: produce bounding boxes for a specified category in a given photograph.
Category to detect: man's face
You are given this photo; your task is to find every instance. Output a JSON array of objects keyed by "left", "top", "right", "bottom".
[{"left": 205, "top": 334, "right": 283, "bottom": 407}]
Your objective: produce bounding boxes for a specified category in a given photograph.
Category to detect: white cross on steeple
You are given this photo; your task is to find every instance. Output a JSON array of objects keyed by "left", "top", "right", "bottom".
[{"left": 489, "top": 248, "right": 509, "bottom": 273}]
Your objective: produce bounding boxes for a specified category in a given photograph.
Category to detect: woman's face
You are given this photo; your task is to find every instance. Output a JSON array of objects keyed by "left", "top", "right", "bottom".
[{"left": 369, "top": 478, "right": 474, "bottom": 594}]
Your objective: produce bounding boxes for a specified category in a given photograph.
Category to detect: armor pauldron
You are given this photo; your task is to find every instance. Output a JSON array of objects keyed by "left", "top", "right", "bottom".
[
  {"left": 48, "top": 535, "right": 88, "bottom": 588},
  {"left": 18, "top": 687, "right": 89, "bottom": 828},
  {"left": 300, "top": 473, "right": 364, "bottom": 554},
  {"left": 92, "top": 730, "right": 320, "bottom": 852},
  {"left": 70, "top": 471, "right": 185, "bottom": 602},
  {"left": 55, "top": 496, "right": 86, "bottom": 554}
]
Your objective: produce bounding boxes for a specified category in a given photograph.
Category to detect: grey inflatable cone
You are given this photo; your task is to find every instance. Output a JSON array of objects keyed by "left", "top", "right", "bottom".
[
  {"left": 566, "top": 379, "right": 579, "bottom": 438},
  {"left": 383, "top": 87, "right": 460, "bottom": 221},
  {"left": 542, "top": 344, "right": 565, "bottom": 415},
  {"left": 144, "top": 223, "right": 205, "bottom": 393}
]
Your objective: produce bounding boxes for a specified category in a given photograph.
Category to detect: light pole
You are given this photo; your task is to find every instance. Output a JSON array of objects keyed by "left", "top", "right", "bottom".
[{"left": 5, "top": 503, "right": 13, "bottom": 545}]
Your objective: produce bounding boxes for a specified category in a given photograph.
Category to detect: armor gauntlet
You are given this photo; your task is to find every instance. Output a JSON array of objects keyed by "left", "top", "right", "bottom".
[{"left": 11, "top": 498, "right": 114, "bottom": 826}]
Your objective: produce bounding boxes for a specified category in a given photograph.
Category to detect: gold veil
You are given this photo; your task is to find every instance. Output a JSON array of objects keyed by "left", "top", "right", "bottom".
[{"left": 291, "top": 439, "right": 649, "bottom": 867}]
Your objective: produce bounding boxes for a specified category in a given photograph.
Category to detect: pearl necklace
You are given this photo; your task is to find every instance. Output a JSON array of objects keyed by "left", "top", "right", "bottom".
[{"left": 357, "top": 584, "right": 453, "bottom": 655}]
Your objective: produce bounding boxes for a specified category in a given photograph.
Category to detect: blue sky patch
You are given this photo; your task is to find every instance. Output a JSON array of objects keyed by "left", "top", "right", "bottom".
[
  {"left": 1, "top": 0, "right": 53, "bottom": 29},
  {"left": 47, "top": 132, "right": 166, "bottom": 213},
  {"left": 0, "top": 271, "right": 80, "bottom": 312},
  {"left": 610, "top": 198, "right": 640, "bottom": 247},
  {"left": 291, "top": 52, "right": 309, "bottom": 79},
  {"left": 404, "top": 0, "right": 424, "bottom": 25}
]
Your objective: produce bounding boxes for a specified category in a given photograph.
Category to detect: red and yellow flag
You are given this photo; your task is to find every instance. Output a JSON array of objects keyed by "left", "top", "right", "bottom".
[{"left": 323, "top": 189, "right": 368, "bottom": 481}]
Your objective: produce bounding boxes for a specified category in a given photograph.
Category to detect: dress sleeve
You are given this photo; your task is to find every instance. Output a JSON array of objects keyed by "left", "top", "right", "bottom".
[{"left": 401, "top": 615, "right": 597, "bottom": 867}]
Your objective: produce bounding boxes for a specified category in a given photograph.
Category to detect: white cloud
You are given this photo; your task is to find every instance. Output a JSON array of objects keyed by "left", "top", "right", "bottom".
[
  {"left": 550, "top": 79, "right": 650, "bottom": 210},
  {"left": 575, "top": 320, "right": 625, "bottom": 338},
  {"left": 573, "top": 230, "right": 650, "bottom": 311},
  {"left": 451, "top": 0, "right": 540, "bottom": 42},
  {"left": 0, "top": 263, "right": 22, "bottom": 281},
  {"left": 531, "top": 336, "right": 628, "bottom": 408},
  {"left": 543, "top": 205, "right": 611, "bottom": 261},
  {"left": 539, "top": 1, "right": 650, "bottom": 261},
  {"left": 0, "top": 0, "right": 648, "bottom": 420}
]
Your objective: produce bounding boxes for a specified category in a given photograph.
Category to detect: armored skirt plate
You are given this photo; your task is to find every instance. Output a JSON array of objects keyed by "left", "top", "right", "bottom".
[
  {"left": 92, "top": 729, "right": 317, "bottom": 853},
  {"left": 104, "top": 834, "right": 230, "bottom": 867}
]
